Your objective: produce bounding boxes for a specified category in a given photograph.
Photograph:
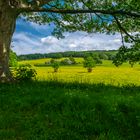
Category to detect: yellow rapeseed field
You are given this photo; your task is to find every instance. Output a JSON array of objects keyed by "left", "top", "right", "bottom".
[{"left": 19, "top": 58, "right": 140, "bottom": 86}]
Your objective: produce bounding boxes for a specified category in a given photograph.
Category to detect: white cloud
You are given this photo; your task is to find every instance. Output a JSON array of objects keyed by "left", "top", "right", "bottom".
[
  {"left": 41, "top": 36, "right": 59, "bottom": 44},
  {"left": 40, "top": 31, "right": 123, "bottom": 51},
  {"left": 12, "top": 31, "right": 126, "bottom": 55},
  {"left": 69, "top": 44, "right": 77, "bottom": 48}
]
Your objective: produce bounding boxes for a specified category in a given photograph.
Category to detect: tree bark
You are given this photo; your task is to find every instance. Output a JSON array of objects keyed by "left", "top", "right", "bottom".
[{"left": 0, "top": 4, "right": 17, "bottom": 82}]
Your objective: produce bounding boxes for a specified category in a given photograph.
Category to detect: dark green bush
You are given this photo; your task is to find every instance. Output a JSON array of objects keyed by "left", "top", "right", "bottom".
[
  {"left": 60, "top": 58, "right": 72, "bottom": 65},
  {"left": 13, "top": 65, "right": 37, "bottom": 81}
]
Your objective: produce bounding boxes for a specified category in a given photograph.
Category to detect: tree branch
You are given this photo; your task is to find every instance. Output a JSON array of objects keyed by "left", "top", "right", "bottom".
[
  {"left": 19, "top": 8, "right": 140, "bottom": 18},
  {"left": 120, "top": 31, "right": 125, "bottom": 47},
  {"left": 113, "top": 16, "right": 139, "bottom": 43}
]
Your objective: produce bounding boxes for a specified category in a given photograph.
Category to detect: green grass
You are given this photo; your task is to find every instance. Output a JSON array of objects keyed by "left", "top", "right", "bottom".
[
  {"left": 1, "top": 59, "right": 140, "bottom": 139},
  {"left": 0, "top": 81, "right": 140, "bottom": 140}
]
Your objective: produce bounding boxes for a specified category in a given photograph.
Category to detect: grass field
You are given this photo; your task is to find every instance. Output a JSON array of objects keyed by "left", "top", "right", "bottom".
[
  {"left": 19, "top": 58, "right": 140, "bottom": 86},
  {"left": 0, "top": 81, "right": 140, "bottom": 140},
  {"left": 0, "top": 58, "right": 140, "bottom": 139}
]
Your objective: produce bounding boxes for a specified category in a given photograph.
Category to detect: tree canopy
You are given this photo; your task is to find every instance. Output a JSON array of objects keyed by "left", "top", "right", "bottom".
[
  {"left": 16, "top": 0, "right": 140, "bottom": 40},
  {"left": 2, "top": 0, "right": 139, "bottom": 40}
]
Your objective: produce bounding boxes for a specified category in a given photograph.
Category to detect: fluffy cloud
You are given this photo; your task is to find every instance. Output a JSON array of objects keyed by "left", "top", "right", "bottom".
[{"left": 12, "top": 31, "right": 125, "bottom": 55}]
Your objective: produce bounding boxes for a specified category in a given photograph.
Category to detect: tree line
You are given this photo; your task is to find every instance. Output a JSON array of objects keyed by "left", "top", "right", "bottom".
[{"left": 18, "top": 50, "right": 117, "bottom": 61}]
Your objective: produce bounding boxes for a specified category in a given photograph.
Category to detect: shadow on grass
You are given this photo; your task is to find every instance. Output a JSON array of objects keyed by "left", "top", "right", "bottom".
[
  {"left": 0, "top": 80, "right": 140, "bottom": 140},
  {"left": 9, "top": 80, "right": 140, "bottom": 95},
  {"left": 2, "top": 79, "right": 140, "bottom": 90}
]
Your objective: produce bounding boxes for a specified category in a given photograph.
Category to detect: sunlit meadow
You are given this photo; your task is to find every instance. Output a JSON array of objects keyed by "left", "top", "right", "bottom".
[{"left": 19, "top": 58, "right": 140, "bottom": 86}]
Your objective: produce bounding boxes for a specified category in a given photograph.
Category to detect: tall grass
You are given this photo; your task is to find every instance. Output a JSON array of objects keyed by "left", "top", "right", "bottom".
[{"left": 0, "top": 81, "right": 140, "bottom": 140}]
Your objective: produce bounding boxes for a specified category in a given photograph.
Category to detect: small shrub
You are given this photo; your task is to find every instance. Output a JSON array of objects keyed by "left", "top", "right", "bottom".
[
  {"left": 52, "top": 61, "right": 60, "bottom": 72},
  {"left": 83, "top": 57, "right": 96, "bottom": 72},
  {"left": 50, "top": 58, "right": 55, "bottom": 64},
  {"left": 13, "top": 65, "right": 37, "bottom": 81},
  {"left": 60, "top": 59, "right": 72, "bottom": 65}
]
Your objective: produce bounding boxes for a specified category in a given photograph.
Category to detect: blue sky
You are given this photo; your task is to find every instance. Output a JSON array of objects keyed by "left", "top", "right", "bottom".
[{"left": 12, "top": 18, "right": 123, "bottom": 55}]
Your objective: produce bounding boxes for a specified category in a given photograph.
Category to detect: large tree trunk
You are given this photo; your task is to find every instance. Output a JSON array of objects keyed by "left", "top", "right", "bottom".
[{"left": 0, "top": 4, "right": 17, "bottom": 82}]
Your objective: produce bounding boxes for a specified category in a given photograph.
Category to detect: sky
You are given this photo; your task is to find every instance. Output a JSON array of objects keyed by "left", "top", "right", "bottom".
[{"left": 12, "top": 18, "right": 124, "bottom": 55}]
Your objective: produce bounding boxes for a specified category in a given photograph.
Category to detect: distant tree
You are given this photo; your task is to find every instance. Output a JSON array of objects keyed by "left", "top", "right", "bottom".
[
  {"left": 47, "top": 53, "right": 63, "bottom": 59},
  {"left": 50, "top": 58, "right": 55, "bottom": 64},
  {"left": 106, "top": 53, "right": 115, "bottom": 60},
  {"left": 83, "top": 52, "right": 91, "bottom": 59},
  {"left": 83, "top": 57, "right": 96, "bottom": 72},
  {"left": 51, "top": 61, "right": 60, "bottom": 72},
  {"left": 69, "top": 56, "right": 77, "bottom": 64},
  {"left": 92, "top": 53, "right": 102, "bottom": 64},
  {"left": 9, "top": 50, "right": 18, "bottom": 67},
  {"left": 60, "top": 59, "right": 72, "bottom": 65},
  {"left": 99, "top": 53, "right": 108, "bottom": 60},
  {"left": 91, "top": 53, "right": 98, "bottom": 58},
  {"left": 54, "top": 53, "right": 63, "bottom": 59}
]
